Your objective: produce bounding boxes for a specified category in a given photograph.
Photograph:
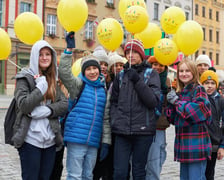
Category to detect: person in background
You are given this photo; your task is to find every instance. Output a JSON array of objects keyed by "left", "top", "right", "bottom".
[
  {"left": 93, "top": 51, "right": 127, "bottom": 180},
  {"left": 50, "top": 79, "right": 69, "bottom": 180},
  {"left": 108, "top": 51, "right": 127, "bottom": 83},
  {"left": 166, "top": 59, "right": 212, "bottom": 180},
  {"left": 110, "top": 39, "right": 160, "bottom": 180},
  {"left": 200, "top": 70, "right": 224, "bottom": 180},
  {"left": 13, "top": 40, "right": 68, "bottom": 180},
  {"left": 93, "top": 45, "right": 111, "bottom": 88},
  {"left": 59, "top": 32, "right": 109, "bottom": 180},
  {"left": 146, "top": 56, "right": 171, "bottom": 180},
  {"left": 195, "top": 54, "right": 211, "bottom": 76}
]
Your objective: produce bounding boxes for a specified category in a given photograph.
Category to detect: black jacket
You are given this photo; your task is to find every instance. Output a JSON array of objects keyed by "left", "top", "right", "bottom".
[
  {"left": 110, "top": 61, "right": 161, "bottom": 135},
  {"left": 208, "top": 92, "right": 224, "bottom": 151}
]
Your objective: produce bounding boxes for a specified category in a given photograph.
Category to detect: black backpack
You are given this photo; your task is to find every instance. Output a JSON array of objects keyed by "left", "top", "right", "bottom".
[{"left": 4, "top": 74, "right": 35, "bottom": 145}]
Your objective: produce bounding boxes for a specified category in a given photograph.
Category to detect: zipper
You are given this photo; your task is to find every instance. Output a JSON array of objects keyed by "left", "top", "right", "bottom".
[{"left": 87, "top": 87, "right": 97, "bottom": 143}]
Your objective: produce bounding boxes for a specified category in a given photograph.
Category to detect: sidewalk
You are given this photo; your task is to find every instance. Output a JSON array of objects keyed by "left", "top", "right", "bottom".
[{"left": 0, "top": 94, "right": 13, "bottom": 109}]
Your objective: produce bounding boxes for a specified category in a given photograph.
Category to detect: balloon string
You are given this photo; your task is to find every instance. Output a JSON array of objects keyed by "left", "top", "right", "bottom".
[
  {"left": 129, "top": 38, "right": 133, "bottom": 69},
  {"left": 8, "top": 59, "right": 23, "bottom": 70}
]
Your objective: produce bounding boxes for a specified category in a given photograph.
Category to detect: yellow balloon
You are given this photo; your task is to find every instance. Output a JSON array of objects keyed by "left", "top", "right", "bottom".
[
  {"left": 97, "top": 18, "right": 124, "bottom": 51},
  {"left": 160, "top": 6, "right": 186, "bottom": 34},
  {"left": 72, "top": 58, "right": 82, "bottom": 77},
  {"left": 119, "top": 0, "right": 128, "bottom": 20},
  {"left": 154, "top": 38, "right": 178, "bottom": 66},
  {"left": 57, "top": 0, "right": 88, "bottom": 32},
  {"left": 119, "top": 0, "right": 146, "bottom": 20},
  {"left": 176, "top": 20, "right": 203, "bottom": 56},
  {"left": 14, "top": 12, "right": 44, "bottom": 45},
  {"left": 0, "top": 28, "right": 11, "bottom": 60},
  {"left": 123, "top": 6, "right": 149, "bottom": 34},
  {"left": 134, "top": 23, "right": 162, "bottom": 48}
]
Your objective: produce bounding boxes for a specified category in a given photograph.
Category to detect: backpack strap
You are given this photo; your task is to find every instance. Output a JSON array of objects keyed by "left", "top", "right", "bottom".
[{"left": 68, "top": 82, "right": 86, "bottom": 111}]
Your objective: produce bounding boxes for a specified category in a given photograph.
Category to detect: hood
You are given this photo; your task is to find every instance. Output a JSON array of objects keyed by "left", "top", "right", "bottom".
[{"left": 29, "top": 40, "right": 58, "bottom": 79}]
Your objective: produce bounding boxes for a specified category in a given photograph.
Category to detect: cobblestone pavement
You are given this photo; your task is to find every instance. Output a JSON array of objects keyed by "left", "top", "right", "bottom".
[{"left": 0, "top": 97, "right": 224, "bottom": 179}]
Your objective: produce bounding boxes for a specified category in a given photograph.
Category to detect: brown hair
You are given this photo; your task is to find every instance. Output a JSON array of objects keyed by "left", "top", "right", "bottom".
[
  {"left": 40, "top": 49, "right": 56, "bottom": 102},
  {"left": 176, "top": 58, "right": 200, "bottom": 92}
]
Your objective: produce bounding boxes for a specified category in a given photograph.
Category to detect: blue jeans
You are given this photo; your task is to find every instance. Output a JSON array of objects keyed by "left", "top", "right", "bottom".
[
  {"left": 66, "top": 142, "right": 97, "bottom": 180},
  {"left": 18, "top": 142, "right": 56, "bottom": 180},
  {"left": 113, "top": 134, "right": 154, "bottom": 180},
  {"left": 180, "top": 160, "right": 207, "bottom": 180},
  {"left": 146, "top": 130, "right": 167, "bottom": 180}
]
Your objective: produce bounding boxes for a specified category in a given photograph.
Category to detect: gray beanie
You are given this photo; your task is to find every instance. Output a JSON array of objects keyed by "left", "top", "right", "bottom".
[
  {"left": 81, "top": 55, "right": 101, "bottom": 75},
  {"left": 92, "top": 46, "right": 109, "bottom": 65}
]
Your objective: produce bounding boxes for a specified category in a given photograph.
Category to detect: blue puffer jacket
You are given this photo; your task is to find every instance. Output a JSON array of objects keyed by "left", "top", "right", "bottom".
[{"left": 64, "top": 76, "right": 106, "bottom": 148}]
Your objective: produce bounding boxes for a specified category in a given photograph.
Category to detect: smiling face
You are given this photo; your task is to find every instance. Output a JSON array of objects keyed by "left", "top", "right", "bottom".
[
  {"left": 151, "top": 62, "right": 166, "bottom": 74},
  {"left": 84, "top": 66, "right": 100, "bottom": 81},
  {"left": 125, "top": 50, "right": 142, "bottom": 65},
  {"left": 100, "top": 61, "right": 108, "bottom": 78},
  {"left": 39, "top": 47, "right": 52, "bottom": 71},
  {"left": 178, "top": 63, "right": 193, "bottom": 86},
  {"left": 197, "top": 63, "right": 210, "bottom": 75},
  {"left": 111, "top": 62, "right": 124, "bottom": 74},
  {"left": 203, "top": 79, "right": 216, "bottom": 95}
]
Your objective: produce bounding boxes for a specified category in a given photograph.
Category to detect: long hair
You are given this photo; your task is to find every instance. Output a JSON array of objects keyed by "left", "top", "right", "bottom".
[
  {"left": 40, "top": 49, "right": 56, "bottom": 102},
  {"left": 176, "top": 58, "right": 200, "bottom": 92}
]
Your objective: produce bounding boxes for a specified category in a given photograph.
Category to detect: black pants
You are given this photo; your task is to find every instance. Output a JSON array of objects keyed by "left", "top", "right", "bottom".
[
  {"left": 93, "top": 144, "right": 114, "bottom": 180},
  {"left": 205, "top": 152, "right": 217, "bottom": 180},
  {"left": 50, "top": 146, "right": 65, "bottom": 180}
]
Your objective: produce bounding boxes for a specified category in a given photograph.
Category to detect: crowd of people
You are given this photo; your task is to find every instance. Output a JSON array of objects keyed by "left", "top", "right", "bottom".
[{"left": 10, "top": 32, "right": 224, "bottom": 180}]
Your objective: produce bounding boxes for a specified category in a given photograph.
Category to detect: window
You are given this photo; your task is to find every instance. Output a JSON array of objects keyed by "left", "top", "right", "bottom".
[
  {"left": 0, "top": 0, "right": 2, "bottom": 26},
  {"left": 20, "top": 2, "right": 31, "bottom": 13},
  {"left": 202, "top": 6, "right": 205, "bottom": 17},
  {"left": 209, "top": 29, "right": 213, "bottom": 42},
  {"left": 209, "top": 52, "right": 213, "bottom": 61},
  {"left": 87, "top": 0, "right": 95, "bottom": 3},
  {"left": 106, "top": 0, "right": 114, "bottom": 8},
  {"left": 216, "top": 53, "right": 219, "bottom": 65},
  {"left": 165, "top": 6, "right": 169, "bottom": 9},
  {"left": 85, "top": 21, "right": 93, "bottom": 40},
  {"left": 107, "top": 0, "right": 113, "bottom": 3},
  {"left": 185, "top": 12, "right": 189, "bottom": 20},
  {"left": 195, "top": 51, "right": 199, "bottom": 60},
  {"left": 154, "top": 3, "right": 159, "bottom": 20},
  {"left": 202, "top": 27, "right": 206, "bottom": 41},
  {"left": 209, "top": 9, "right": 212, "bottom": 19},
  {"left": 47, "top": 15, "right": 57, "bottom": 36},
  {"left": 216, "top": 11, "right": 219, "bottom": 21},
  {"left": 216, "top": 31, "right": 219, "bottom": 44},
  {"left": 195, "top": 4, "right": 198, "bottom": 15}
]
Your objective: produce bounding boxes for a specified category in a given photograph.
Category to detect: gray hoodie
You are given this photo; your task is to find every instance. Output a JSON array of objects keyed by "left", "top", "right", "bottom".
[{"left": 12, "top": 40, "right": 68, "bottom": 148}]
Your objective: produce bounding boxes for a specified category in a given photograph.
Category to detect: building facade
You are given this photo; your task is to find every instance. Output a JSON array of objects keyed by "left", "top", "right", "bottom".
[
  {"left": 0, "top": 0, "right": 121, "bottom": 95},
  {"left": 194, "top": 0, "right": 224, "bottom": 69}
]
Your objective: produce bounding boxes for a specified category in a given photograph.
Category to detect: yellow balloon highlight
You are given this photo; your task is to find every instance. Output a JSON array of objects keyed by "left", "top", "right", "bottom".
[
  {"left": 0, "top": 28, "right": 11, "bottom": 60},
  {"left": 123, "top": 6, "right": 149, "bottom": 34},
  {"left": 119, "top": 0, "right": 128, "bottom": 20},
  {"left": 154, "top": 38, "right": 178, "bottom": 66},
  {"left": 72, "top": 58, "right": 82, "bottom": 77},
  {"left": 14, "top": 12, "right": 44, "bottom": 45},
  {"left": 97, "top": 18, "right": 124, "bottom": 51},
  {"left": 176, "top": 20, "right": 203, "bottom": 56},
  {"left": 119, "top": 0, "right": 146, "bottom": 20},
  {"left": 57, "top": 0, "right": 88, "bottom": 32},
  {"left": 134, "top": 23, "right": 162, "bottom": 48},
  {"left": 160, "top": 6, "right": 186, "bottom": 34}
]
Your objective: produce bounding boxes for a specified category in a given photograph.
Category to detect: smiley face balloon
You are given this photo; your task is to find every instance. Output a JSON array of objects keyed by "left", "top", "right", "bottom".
[{"left": 160, "top": 6, "right": 186, "bottom": 34}]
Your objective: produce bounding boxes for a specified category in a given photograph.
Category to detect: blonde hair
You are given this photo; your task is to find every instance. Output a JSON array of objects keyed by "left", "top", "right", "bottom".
[{"left": 176, "top": 58, "right": 200, "bottom": 92}]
